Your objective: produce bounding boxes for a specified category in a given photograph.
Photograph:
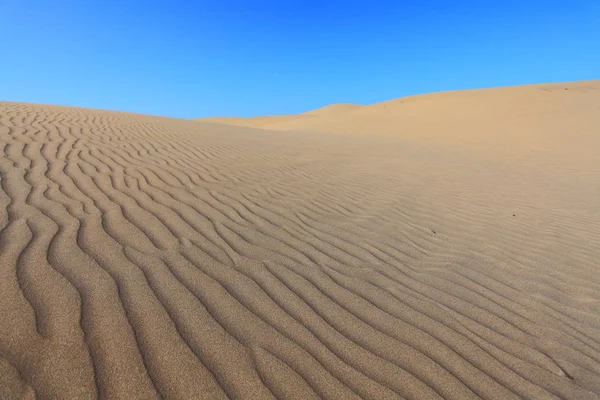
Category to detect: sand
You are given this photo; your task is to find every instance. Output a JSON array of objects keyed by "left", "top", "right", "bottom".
[{"left": 1, "top": 81, "right": 600, "bottom": 399}]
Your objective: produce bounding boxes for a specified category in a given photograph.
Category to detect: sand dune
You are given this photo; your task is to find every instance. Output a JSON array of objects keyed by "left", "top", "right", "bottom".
[
  {"left": 201, "top": 81, "right": 600, "bottom": 162},
  {"left": 200, "top": 103, "right": 362, "bottom": 130},
  {"left": 200, "top": 114, "right": 302, "bottom": 129},
  {"left": 1, "top": 81, "right": 600, "bottom": 399}
]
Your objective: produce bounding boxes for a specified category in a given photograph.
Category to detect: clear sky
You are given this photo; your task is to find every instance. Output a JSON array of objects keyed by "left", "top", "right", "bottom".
[{"left": 1, "top": 1, "right": 599, "bottom": 118}]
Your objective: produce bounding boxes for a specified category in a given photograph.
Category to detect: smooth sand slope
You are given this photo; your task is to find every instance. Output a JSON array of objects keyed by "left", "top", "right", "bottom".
[
  {"left": 200, "top": 103, "right": 361, "bottom": 129},
  {"left": 201, "top": 81, "right": 600, "bottom": 162},
  {"left": 1, "top": 81, "right": 600, "bottom": 399}
]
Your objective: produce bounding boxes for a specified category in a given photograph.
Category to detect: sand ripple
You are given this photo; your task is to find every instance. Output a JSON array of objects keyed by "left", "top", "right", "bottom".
[{"left": 1, "top": 99, "right": 599, "bottom": 399}]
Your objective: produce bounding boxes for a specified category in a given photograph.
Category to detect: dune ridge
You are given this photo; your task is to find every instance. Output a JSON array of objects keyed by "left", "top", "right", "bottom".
[
  {"left": 1, "top": 82, "right": 600, "bottom": 399},
  {"left": 200, "top": 102, "right": 362, "bottom": 130},
  {"left": 199, "top": 81, "right": 600, "bottom": 159}
]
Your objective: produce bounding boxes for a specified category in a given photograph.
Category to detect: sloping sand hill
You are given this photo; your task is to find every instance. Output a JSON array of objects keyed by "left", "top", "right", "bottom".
[
  {"left": 1, "top": 81, "right": 600, "bottom": 399},
  {"left": 200, "top": 103, "right": 362, "bottom": 130},
  {"left": 201, "top": 81, "right": 600, "bottom": 161}
]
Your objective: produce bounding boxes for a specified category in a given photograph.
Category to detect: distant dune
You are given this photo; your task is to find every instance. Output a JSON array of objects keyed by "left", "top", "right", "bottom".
[
  {"left": 200, "top": 81, "right": 600, "bottom": 159},
  {"left": 200, "top": 103, "right": 362, "bottom": 129},
  {"left": 302, "top": 103, "right": 362, "bottom": 116},
  {"left": 1, "top": 81, "right": 600, "bottom": 399}
]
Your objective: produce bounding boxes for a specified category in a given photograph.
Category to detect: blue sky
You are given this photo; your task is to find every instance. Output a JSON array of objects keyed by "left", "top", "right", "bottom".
[{"left": 1, "top": 1, "right": 599, "bottom": 118}]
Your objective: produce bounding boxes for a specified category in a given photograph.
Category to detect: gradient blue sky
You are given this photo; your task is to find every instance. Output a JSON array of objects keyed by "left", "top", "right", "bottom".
[{"left": 1, "top": 1, "right": 599, "bottom": 118}]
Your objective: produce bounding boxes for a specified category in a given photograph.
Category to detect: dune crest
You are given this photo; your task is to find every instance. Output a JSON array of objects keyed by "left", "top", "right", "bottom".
[
  {"left": 302, "top": 103, "right": 362, "bottom": 116},
  {"left": 200, "top": 102, "right": 362, "bottom": 130},
  {"left": 200, "top": 81, "right": 600, "bottom": 160},
  {"left": 1, "top": 83, "right": 600, "bottom": 399}
]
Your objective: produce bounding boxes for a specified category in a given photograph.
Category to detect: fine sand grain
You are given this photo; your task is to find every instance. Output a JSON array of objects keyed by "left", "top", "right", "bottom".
[{"left": 1, "top": 81, "right": 600, "bottom": 399}]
